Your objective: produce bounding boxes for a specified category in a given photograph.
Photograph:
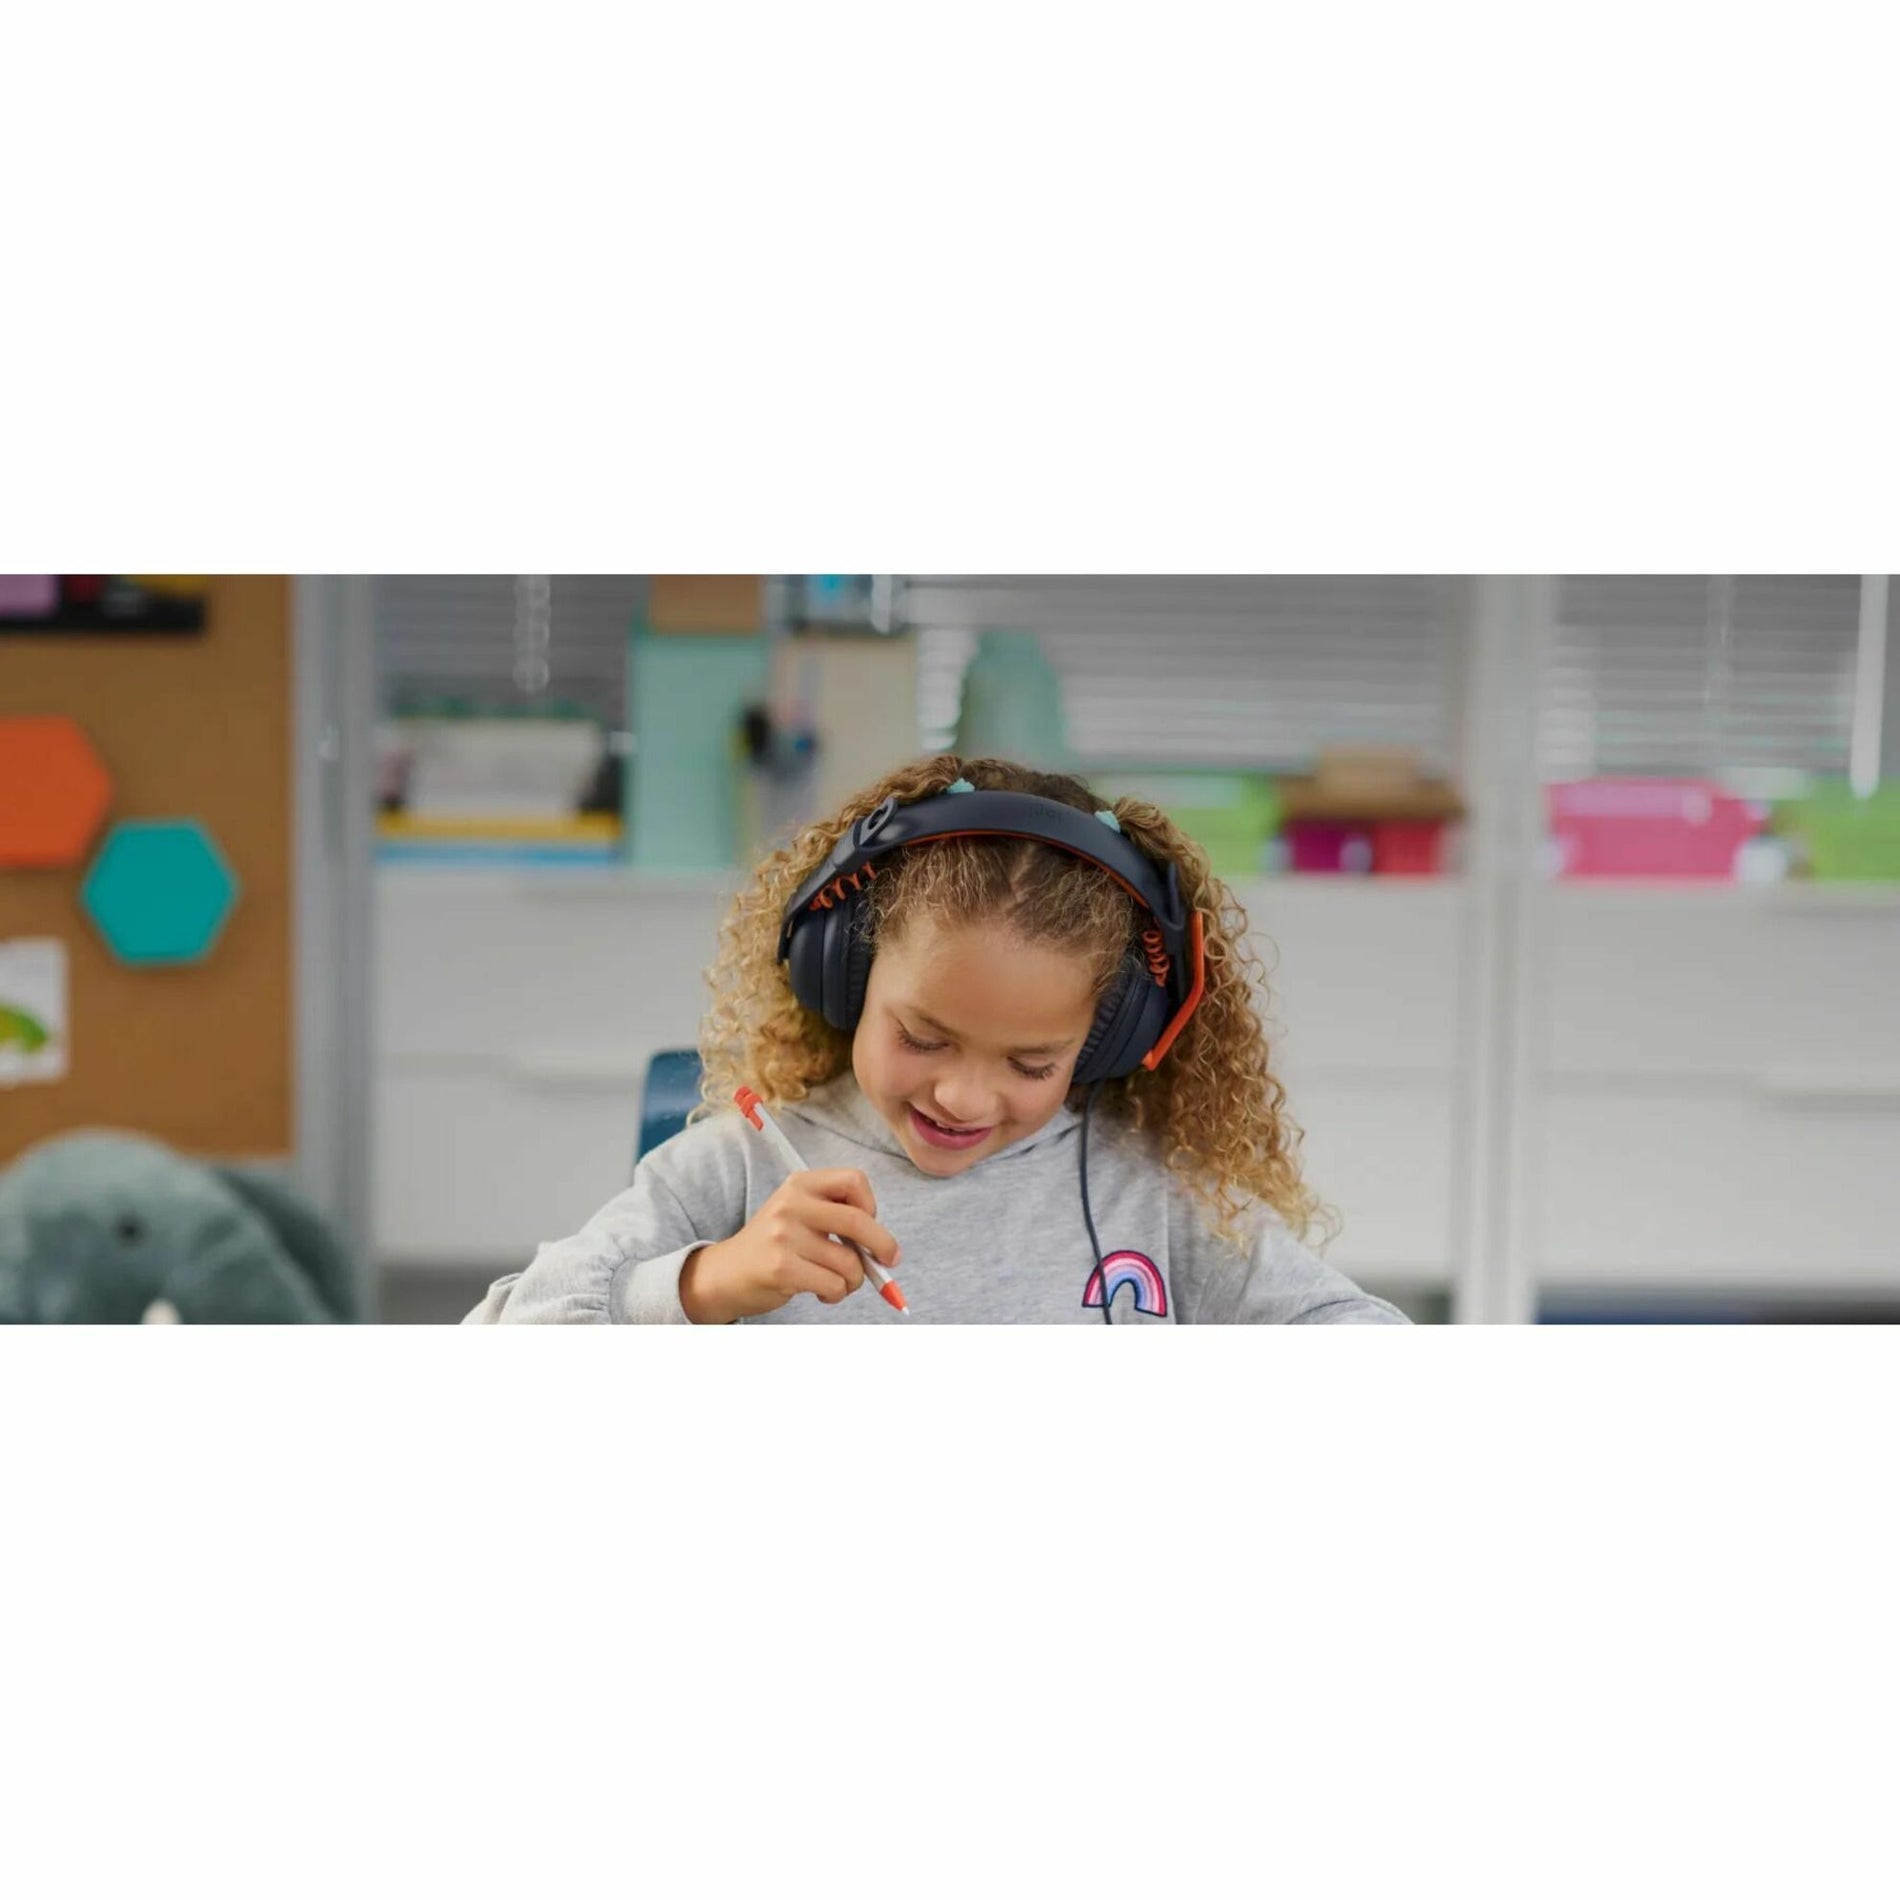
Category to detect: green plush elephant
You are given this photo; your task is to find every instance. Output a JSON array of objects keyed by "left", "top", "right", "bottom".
[{"left": 0, "top": 1132, "right": 360, "bottom": 1324}]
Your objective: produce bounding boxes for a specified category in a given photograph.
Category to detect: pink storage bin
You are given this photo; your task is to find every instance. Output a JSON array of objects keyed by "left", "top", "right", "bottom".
[
  {"left": 1546, "top": 779, "right": 1766, "bottom": 879},
  {"left": 1285, "top": 820, "right": 1372, "bottom": 875}
]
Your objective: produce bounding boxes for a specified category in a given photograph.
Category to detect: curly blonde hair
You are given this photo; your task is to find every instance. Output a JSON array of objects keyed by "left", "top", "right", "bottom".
[{"left": 695, "top": 755, "right": 1330, "bottom": 1248}]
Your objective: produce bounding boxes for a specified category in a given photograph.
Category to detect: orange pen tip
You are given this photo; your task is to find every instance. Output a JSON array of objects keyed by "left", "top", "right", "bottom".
[
  {"left": 733, "top": 1086, "right": 763, "bottom": 1128},
  {"left": 880, "top": 1282, "right": 909, "bottom": 1314}
]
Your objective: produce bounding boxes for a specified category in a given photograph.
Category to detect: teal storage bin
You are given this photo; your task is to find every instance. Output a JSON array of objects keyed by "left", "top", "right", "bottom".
[{"left": 630, "top": 631, "right": 769, "bottom": 869}]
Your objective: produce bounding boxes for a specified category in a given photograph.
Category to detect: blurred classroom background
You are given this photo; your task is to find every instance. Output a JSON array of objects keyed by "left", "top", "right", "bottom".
[{"left": 4, "top": 574, "right": 1899, "bottom": 1324}]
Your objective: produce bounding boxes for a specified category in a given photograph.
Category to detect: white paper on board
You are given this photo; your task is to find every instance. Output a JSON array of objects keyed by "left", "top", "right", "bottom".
[{"left": 0, "top": 937, "right": 69, "bottom": 1087}]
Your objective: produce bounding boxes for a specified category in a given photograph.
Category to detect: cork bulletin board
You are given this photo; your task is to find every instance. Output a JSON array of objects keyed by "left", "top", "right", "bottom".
[{"left": 0, "top": 576, "right": 294, "bottom": 1160}]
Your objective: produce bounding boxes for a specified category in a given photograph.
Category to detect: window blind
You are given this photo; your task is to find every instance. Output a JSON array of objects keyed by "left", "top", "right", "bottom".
[
  {"left": 1539, "top": 575, "right": 1864, "bottom": 783},
  {"left": 374, "top": 576, "right": 644, "bottom": 728},
  {"left": 897, "top": 576, "right": 1463, "bottom": 769}
]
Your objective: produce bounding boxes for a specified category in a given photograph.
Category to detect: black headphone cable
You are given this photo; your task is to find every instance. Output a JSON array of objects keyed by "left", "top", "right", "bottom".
[{"left": 1078, "top": 1078, "right": 1111, "bottom": 1325}]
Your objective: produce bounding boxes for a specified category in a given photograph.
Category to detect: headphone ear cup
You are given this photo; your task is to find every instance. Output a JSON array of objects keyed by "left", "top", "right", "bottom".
[
  {"left": 786, "top": 909, "right": 829, "bottom": 1019},
  {"left": 1073, "top": 962, "right": 1168, "bottom": 1087},
  {"left": 835, "top": 906, "right": 875, "bottom": 1031},
  {"left": 1071, "top": 981, "right": 1119, "bottom": 1087},
  {"left": 816, "top": 904, "right": 853, "bottom": 1031},
  {"left": 787, "top": 893, "right": 877, "bottom": 1032},
  {"left": 811, "top": 897, "right": 876, "bottom": 1033}
]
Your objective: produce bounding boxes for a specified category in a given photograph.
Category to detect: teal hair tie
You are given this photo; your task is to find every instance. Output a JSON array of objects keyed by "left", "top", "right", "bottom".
[
  {"left": 946, "top": 778, "right": 975, "bottom": 793},
  {"left": 1095, "top": 808, "right": 1122, "bottom": 833}
]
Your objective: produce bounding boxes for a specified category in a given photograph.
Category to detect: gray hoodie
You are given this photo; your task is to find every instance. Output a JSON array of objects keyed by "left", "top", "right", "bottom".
[{"left": 465, "top": 1074, "right": 1407, "bottom": 1326}]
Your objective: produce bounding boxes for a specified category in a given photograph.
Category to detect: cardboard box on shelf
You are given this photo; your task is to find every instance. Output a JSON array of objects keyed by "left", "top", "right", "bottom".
[
  {"left": 1277, "top": 747, "right": 1465, "bottom": 823},
  {"left": 647, "top": 576, "right": 763, "bottom": 635}
]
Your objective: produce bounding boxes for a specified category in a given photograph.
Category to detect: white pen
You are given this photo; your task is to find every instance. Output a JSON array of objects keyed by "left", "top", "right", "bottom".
[{"left": 734, "top": 1085, "right": 910, "bottom": 1315}]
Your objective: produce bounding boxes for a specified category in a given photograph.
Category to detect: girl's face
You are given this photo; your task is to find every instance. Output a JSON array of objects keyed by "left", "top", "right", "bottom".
[{"left": 853, "top": 916, "right": 1100, "bottom": 1177}]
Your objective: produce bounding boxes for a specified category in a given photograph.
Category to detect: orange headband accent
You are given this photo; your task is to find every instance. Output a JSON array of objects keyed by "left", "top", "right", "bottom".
[
  {"left": 807, "top": 861, "right": 879, "bottom": 912},
  {"left": 809, "top": 866, "right": 881, "bottom": 915},
  {"left": 1139, "top": 910, "right": 1206, "bottom": 1071}
]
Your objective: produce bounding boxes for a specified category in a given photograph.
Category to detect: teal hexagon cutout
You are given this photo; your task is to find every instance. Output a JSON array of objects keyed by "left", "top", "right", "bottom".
[{"left": 81, "top": 820, "right": 241, "bottom": 966}]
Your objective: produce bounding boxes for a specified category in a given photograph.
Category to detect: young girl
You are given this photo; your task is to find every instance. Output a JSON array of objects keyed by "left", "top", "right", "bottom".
[{"left": 466, "top": 756, "right": 1406, "bottom": 1325}]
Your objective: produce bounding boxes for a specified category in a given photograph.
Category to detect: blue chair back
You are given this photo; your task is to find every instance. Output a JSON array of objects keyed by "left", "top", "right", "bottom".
[{"left": 637, "top": 1048, "right": 704, "bottom": 1166}]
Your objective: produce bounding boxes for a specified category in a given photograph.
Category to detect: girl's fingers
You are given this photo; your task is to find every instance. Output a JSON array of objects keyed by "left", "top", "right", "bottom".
[
  {"left": 797, "top": 1168, "right": 878, "bottom": 1217},
  {"left": 800, "top": 1234, "right": 866, "bottom": 1292},
  {"left": 786, "top": 1259, "right": 855, "bottom": 1305},
  {"left": 799, "top": 1195, "right": 899, "bottom": 1267}
]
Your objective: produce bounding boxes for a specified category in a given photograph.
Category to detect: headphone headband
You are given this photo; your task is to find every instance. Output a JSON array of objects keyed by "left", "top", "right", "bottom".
[{"left": 778, "top": 789, "right": 1185, "bottom": 962}]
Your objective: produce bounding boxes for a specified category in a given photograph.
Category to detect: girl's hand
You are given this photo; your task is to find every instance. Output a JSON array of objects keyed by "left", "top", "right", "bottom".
[{"left": 679, "top": 1170, "right": 901, "bottom": 1325}]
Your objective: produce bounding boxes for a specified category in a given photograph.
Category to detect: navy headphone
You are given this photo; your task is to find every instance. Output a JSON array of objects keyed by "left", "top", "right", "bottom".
[{"left": 776, "top": 785, "right": 1206, "bottom": 1088}]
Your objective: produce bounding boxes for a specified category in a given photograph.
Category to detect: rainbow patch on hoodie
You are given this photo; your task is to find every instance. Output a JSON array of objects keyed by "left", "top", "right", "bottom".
[{"left": 1083, "top": 1250, "right": 1168, "bottom": 1318}]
